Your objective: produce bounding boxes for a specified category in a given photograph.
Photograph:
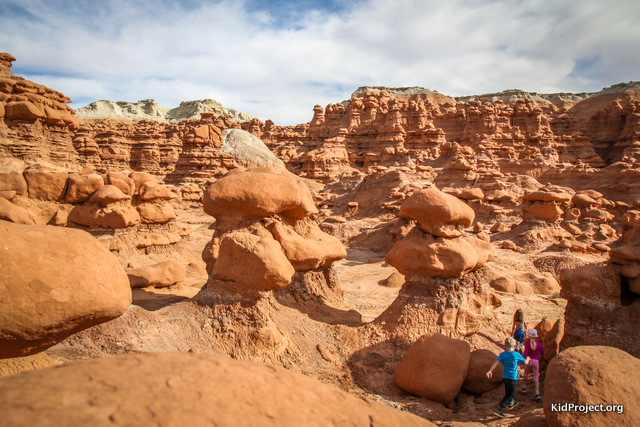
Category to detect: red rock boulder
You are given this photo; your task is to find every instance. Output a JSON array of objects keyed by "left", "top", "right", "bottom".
[
  {"left": 462, "top": 349, "right": 503, "bottom": 394},
  {"left": 268, "top": 222, "right": 346, "bottom": 270},
  {"left": 203, "top": 169, "right": 301, "bottom": 219},
  {"left": 544, "top": 346, "right": 640, "bottom": 427},
  {"left": 0, "top": 221, "right": 131, "bottom": 358},
  {"left": 0, "top": 352, "right": 435, "bottom": 426},
  {"left": 394, "top": 333, "right": 471, "bottom": 405},
  {"left": 211, "top": 232, "right": 295, "bottom": 292}
]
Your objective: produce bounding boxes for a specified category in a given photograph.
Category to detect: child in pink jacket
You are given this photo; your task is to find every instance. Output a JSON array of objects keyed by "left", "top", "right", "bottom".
[{"left": 522, "top": 328, "right": 544, "bottom": 400}]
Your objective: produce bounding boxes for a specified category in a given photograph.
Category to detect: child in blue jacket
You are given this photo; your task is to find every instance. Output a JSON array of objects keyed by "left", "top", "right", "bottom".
[{"left": 486, "top": 337, "right": 529, "bottom": 418}]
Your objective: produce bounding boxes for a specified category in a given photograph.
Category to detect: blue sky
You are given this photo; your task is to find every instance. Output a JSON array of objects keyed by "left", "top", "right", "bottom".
[{"left": 1, "top": 0, "right": 639, "bottom": 125}]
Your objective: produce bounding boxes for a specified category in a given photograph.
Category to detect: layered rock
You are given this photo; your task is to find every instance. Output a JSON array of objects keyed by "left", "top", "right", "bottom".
[
  {"left": 0, "top": 53, "right": 79, "bottom": 167},
  {"left": 559, "top": 263, "right": 640, "bottom": 358}
]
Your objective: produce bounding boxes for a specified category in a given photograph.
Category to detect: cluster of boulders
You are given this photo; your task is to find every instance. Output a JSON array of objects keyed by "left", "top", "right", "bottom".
[
  {"left": 202, "top": 166, "right": 346, "bottom": 296},
  {"left": 0, "top": 159, "right": 192, "bottom": 250},
  {"left": 392, "top": 316, "right": 566, "bottom": 406}
]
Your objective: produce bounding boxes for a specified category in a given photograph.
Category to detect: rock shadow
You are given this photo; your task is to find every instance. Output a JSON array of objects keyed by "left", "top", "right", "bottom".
[
  {"left": 346, "top": 339, "right": 411, "bottom": 396},
  {"left": 273, "top": 267, "right": 364, "bottom": 326},
  {"left": 132, "top": 289, "right": 191, "bottom": 312}
]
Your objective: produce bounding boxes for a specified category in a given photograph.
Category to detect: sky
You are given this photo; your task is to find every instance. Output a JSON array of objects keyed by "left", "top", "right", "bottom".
[{"left": 1, "top": 0, "right": 640, "bottom": 125}]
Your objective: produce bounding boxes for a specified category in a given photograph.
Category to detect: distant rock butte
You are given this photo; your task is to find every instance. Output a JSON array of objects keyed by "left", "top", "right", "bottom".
[{"left": 75, "top": 98, "right": 253, "bottom": 123}]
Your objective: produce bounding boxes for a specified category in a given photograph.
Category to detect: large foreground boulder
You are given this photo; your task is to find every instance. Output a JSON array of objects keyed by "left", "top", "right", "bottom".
[
  {"left": 0, "top": 352, "right": 435, "bottom": 427},
  {"left": 0, "top": 221, "right": 132, "bottom": 358},
  {"left": 544, "top": 346, "right": 640, "bottom": 427},
  {"left": 393, "top": 333, "right": 471, "bottom": 405}
]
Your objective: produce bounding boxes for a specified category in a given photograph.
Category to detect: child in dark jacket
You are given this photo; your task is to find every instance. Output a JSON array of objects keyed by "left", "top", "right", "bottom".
[{"left": 487, "top": 337, "right": 529, "bottom": 418}]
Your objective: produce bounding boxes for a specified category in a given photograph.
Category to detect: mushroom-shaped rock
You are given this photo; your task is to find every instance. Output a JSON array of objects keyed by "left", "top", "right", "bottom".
[
  {"left": 65, "top": 173, "right": 104, "bottom": 203},
  {"left": 136, "top": 202, "right": 177, "bottom": 224},
  {"left": 211, "top": 232, "right": 295, "bottom": 291},
  {"left": 400, "top": 188, "right": 475, "bottom": 237},
  {"left": 68, "top": 203, "right": 140, "bottom": 229},
  {"left": 268, "top": 222, "right": 346, "bottom": 270},
  {"left": 544, "top": 346, "right": 640, "bottom": 427},
  {"left": 127, "top": 260, "right": 186, "bottom": 288},
  {"left": 385, "top": 233, "right": 493, "bottom": 278},
  {"left": 462, "top": 349, "right": 503, "bottom": 394},
  {"left": 204, "top": 170, "right": 301, "bottom": 219},
  {"left": 0, "top": 352, "right": 435, "bottom": 427},
  {"left": 393, "top": 333, "right": 471, "bottom": 405},
  {"left": 0, "top": 221, "right": 131, "bottom": 358},
  {"left": 68, "top": 185, "right": 139, "bottom": 229},
  {"left": 128, "top": 171, "right": 157, "bottom": 193}
]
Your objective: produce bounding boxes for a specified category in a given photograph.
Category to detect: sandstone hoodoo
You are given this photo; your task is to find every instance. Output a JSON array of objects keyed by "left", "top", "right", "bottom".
[{"left": 202, "top": 166, "right": 345, "bottom": 297}]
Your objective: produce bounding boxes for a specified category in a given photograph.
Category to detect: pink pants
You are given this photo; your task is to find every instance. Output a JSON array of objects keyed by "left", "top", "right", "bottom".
[{"left": 524, "top": 359, "right": 540, "bottom": 381}]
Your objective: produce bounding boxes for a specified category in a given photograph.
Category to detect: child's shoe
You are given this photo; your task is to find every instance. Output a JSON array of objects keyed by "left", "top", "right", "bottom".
[
  {"left": 535, "top": 392, "right": 541, "bottom": 401},
  {"left": 522, "top": 385, "right": 527, "bottom": 393},
  {"left": 493, "top": 409, "right": 506, "bottom": 418},
  {"left": 507, "top": 399, "right": 519, "bottom": 410}
]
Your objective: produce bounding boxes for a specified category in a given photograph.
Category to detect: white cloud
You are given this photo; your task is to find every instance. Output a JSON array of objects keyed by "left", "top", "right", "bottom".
[{"left": 2, "top": 0, "right": 639, "bottom": 125}]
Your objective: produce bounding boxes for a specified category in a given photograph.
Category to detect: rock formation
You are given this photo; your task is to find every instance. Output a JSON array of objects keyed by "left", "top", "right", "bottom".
[
  {"left": 0, "top": 221, "right": 131, "bottom": 358},
  {"left": 393, "top": 333, "right": 471, "bottom": 405},
  {"left": 0, "top": 352, "right": 435, "bottom": 426},
  {"left": 202, "top": 166, "right": 345, "bottom": 297},
  {"left": 544, "top": 346, "right": 639, "bottom": 427}
]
